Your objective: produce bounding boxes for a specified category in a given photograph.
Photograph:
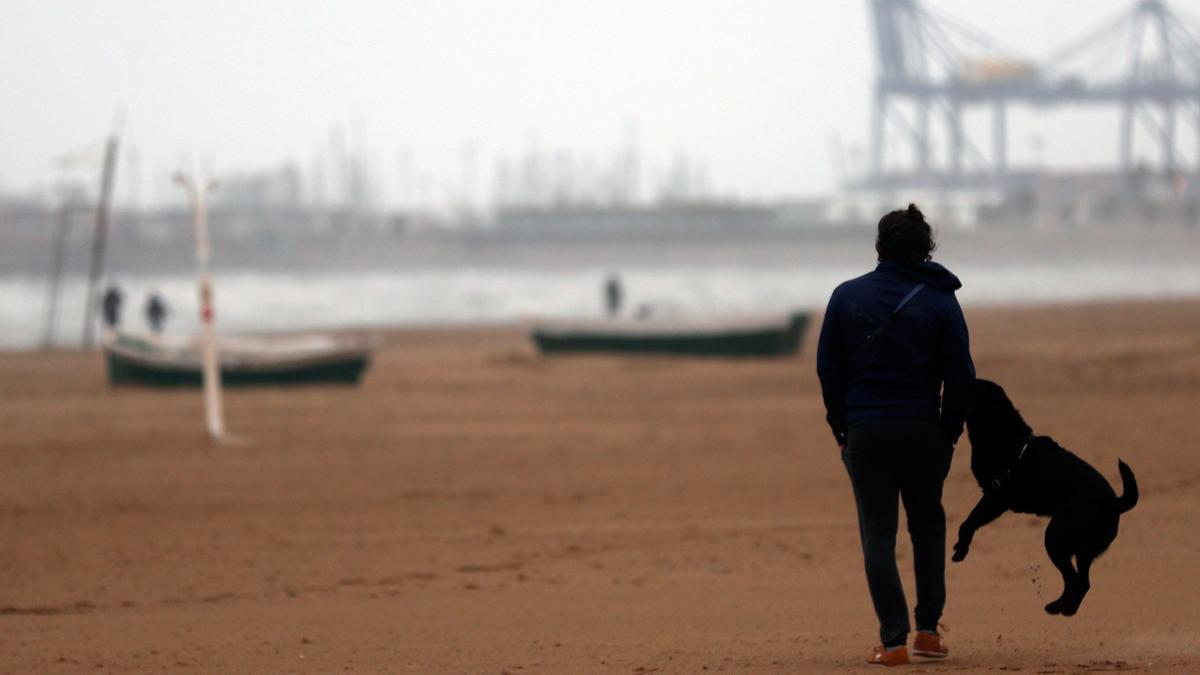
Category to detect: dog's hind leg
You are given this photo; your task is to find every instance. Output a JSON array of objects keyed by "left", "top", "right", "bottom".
[
  {"left": 1057, "top": 508, "right": 1118, "bottom": 616},
  {"left": 1043, "top": 517, "right": 1078, "bottom": 615},
  {"left": 1057, "top": 553, "right": 1094, "bottom": 617}
]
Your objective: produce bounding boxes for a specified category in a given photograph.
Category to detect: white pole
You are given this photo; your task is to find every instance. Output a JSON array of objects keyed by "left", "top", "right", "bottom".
[{"left": 174, "top": 172, "right": 225, "bottom": 442}]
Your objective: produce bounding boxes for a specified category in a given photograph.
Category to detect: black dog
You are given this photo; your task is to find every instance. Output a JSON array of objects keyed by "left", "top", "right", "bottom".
[{"left": 952, "top": 379, "right": 1138, "bottom": 616}]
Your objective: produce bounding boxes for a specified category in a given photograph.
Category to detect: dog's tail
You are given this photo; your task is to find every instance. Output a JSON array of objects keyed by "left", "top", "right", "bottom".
[{"left": 1116, "top": 460, "right": 1138, "bottom": 514}]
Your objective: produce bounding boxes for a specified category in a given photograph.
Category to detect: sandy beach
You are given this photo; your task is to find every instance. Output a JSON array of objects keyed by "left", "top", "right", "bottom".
[{"left": 2, "top": 299, "right": 1199, "bottom": 672}]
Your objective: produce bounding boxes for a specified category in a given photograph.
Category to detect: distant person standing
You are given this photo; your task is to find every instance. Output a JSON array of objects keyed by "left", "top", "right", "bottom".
[
  {"left": 101, "top": 284, "right": 123, "bottom": 330},
  {"left": 604, "top": 273, "right": 623, "bottom": 317},
  {"left": 145, "top": 292, "right": 169, "bottom": 334},
  {"left": 816, "top": 204, "right": 974, "bottom": 667}
]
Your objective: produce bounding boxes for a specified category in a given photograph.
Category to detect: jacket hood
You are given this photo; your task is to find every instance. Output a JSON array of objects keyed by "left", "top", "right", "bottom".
[{"left": 876, "top": 260, "right": 962, "bottom": 291}]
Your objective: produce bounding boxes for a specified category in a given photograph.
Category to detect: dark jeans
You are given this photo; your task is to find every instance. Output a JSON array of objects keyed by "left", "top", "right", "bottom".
[{"left": 841, "top": 419, "right": 949, "bottom": 648}]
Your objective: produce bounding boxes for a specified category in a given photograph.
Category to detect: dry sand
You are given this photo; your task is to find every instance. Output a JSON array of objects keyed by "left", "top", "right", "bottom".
[{"left": 2, "top": 300, "right": 1199, "bottom": 672}]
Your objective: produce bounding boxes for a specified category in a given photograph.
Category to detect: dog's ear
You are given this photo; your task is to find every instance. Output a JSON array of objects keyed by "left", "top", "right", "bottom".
[
  {"left": 966, "top": 379, "right": 1014, "bottom": 428},
  {"left": 969, "top": 379, "right": 989, "bottom": 410},
  {"left": 971, "top": 379, "right": 1007, "bottom": 406},
  {"left": 968, "top": 379, "right": 1032, "bottom": 442}
]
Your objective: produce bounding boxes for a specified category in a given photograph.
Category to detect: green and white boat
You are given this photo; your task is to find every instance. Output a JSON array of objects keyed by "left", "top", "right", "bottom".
[{"left": 103, "top": 331, "right": 375, "bottom": 387}]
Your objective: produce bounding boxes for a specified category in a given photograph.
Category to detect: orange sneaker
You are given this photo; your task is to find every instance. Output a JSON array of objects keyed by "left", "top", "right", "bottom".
[
  {"left": 912, "top": 630, "right": 949, "bottom": 659},
  {"left": 866, "top": 645, "right": 910, "bottom": 667}
]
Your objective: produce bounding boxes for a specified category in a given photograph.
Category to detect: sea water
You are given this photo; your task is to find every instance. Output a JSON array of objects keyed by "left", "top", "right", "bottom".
[{"left": 4, "top": 260, "right": 1200, "bottom": 349}]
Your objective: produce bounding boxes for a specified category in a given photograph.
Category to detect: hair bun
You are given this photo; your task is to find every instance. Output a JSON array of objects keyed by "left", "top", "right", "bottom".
[{"left": 876, "top": 204, "right": 936, "bottom": 263}]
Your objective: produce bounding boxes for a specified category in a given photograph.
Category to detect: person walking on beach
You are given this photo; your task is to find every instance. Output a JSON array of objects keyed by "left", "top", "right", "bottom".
[
  {"left": 145, "top": 291, "right": 169, "bottom": 334},
  {"left": 101, "top": 284, "right": 123, "bottom": 330},
  {"left": 604, "top": 273, "right": 624, "bottom": 317},
  {"left": 816, "top": 204, "right": 974, "bottom": 667}
]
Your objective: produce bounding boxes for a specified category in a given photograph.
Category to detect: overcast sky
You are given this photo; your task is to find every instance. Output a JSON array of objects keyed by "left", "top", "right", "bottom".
[{"left": 0, "top": 0, "right": 1166, "bottom": 208}]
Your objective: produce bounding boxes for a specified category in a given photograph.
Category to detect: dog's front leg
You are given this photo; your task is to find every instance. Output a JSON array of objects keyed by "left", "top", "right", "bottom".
[{"left": 952, "top": 492, "right": 1008, "bottom": 562}]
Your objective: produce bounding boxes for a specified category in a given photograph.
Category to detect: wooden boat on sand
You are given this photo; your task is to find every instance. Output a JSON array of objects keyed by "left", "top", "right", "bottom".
[
  {"left": 530, "top": 310, "right": 810, "bottom": 357},
  {"left": 103, "top": 331, "right": 375, "bottom": 387}
]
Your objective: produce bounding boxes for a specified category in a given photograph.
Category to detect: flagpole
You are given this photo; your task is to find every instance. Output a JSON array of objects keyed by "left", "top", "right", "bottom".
[
  {"left": 173, "top": 171, "right": 225, "bottom": 442},
  {"left": 81, "top": 130, "right": 120, "bottom": 348}
]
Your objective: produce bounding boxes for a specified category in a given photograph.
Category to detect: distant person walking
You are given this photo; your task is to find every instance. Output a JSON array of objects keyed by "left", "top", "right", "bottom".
[
  {"left": 604, "top": 273, "right": 624, "bottom": 317},
  {"left": 101, "top": 284, "right": 123, "bottom": 330},
  {"left": 145, "top": 292, "right": 169, "bottom": 334},
  {"left": 816, "top": 204, "right": 974, "bottom": 667}
]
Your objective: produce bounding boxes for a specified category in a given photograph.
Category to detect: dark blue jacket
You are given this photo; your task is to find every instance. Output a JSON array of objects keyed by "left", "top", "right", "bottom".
[{"left": 816, "top": 260, "right": 975, "bottom": 446}]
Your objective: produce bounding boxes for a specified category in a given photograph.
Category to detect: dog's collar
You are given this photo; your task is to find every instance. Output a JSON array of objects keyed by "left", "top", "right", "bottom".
[
  {"left": 1016, "top": 437, "right": 1032, "bottom": 461},
  {"left": 989, "top": 434, "right": 1035, "bottom": 492}
]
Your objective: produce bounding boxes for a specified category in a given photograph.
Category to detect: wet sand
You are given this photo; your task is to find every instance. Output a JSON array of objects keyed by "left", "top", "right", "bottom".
[{"left": 2, "top": 300, "right": 1199, "bottom": 672}]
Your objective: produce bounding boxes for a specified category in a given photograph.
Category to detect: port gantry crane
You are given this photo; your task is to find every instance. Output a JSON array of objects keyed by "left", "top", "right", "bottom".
[{"left": 865, "top": 0, "right": 1200, "bottom": 192}]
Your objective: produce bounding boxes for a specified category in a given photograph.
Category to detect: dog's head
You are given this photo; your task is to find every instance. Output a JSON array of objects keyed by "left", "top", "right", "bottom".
[{"left": 965, "top": 379, "right": 1033, "bottom": 469}]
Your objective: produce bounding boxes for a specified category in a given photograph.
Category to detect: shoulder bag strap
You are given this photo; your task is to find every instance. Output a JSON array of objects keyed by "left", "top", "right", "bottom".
[{"left": 853, "top": 282, "right": 926, "bottom": 354}]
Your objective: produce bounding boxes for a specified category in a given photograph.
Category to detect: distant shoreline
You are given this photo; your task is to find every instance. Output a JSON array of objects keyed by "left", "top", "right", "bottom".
[
  {"left": 6, "top": 296, "right": 1200, "bottom": 354},
  {"left": 6, "top": 227, "right": 1198, "bottom": 350},
  {"left": 1, "top": 222, "right": 1197, "bottom": 277}
]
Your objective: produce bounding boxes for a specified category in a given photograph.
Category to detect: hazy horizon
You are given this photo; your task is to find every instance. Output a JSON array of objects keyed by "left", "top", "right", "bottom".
[{"left": 0, "top": 0, "right": 1156, "bottom": 211}]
